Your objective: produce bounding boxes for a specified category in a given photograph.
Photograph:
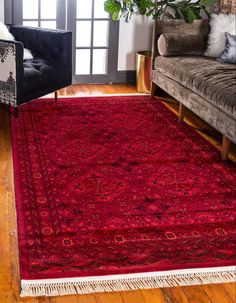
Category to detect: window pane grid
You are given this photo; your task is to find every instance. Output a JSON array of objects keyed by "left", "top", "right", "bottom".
[
  {"left": 76, "top": 21, "right": 92, "bottom": 47},
  {"left": 76, "top": 18, "right": 109, "bottom": 21},
  {"left": 74, "top": 0, "right": 110, "bottom": 77},
  {"left": 92, "top": 49, "right": 107, "bottom": 74},
  {"left": 23, "top": 21, "right": 39, "bottom": 27},
  {"left": 23, "top": 0, "right": 38, "bottom": 19},
  {"left": 41, "top": 0, "right": 56, "bottom": 19},
  {"left": 94, "top": 0, "right": 109, "bottom": 18},
  {"left": 23, "top": 19, "right": 57, "bottom": 21},
  {"left": 23, "top": 0, "right": 57, "bottom": 29},
  {"left": 76, "top": 49, "right": 91, "bottom": 75},
  {"left": 19, "top": 0, "right": 118, "bottom": 83},
  {"left": 77, "top": 0, "right": 92, "bottom": 19},
  {"left": 76, "top": 47, "right": 109, "bottom": 50},
  {"left": 93, "top": 20, "right": 109, "bottom": 47}
]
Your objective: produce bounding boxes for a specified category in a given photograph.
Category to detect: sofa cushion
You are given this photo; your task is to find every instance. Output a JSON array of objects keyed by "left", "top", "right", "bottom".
[
  {"left": 154, "top": 56, "right": 236, "bottom": 118},
  {"left": 22, "top": 58, "right": 64, "bottom": 96}
]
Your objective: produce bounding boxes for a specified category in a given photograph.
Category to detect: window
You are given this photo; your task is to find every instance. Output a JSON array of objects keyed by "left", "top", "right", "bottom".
[{"left": 9, "top": 0, "right": 119, "bottom": 84}]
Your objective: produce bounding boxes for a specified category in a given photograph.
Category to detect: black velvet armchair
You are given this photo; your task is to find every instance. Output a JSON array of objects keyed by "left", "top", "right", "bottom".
[{"left": 0, "top": 26, "right": 72, "bottom": 111}]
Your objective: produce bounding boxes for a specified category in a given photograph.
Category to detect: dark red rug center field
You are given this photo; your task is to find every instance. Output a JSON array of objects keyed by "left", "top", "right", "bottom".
[{"left": 11, "top": 96, "right": 236, "bottom": 296}]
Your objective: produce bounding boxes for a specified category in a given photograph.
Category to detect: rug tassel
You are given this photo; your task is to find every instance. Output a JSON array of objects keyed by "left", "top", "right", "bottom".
[{"left": 20, "top": 269, "right": 236, "bottom": 297}]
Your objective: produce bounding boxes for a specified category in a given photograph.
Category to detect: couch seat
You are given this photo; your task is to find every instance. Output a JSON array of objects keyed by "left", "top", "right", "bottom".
[
  {"left": 154, "top": 56, "right": 236, "bottom": 119},
  {"left": 23, "top": 58, "right": 64, "bottom": 96}
]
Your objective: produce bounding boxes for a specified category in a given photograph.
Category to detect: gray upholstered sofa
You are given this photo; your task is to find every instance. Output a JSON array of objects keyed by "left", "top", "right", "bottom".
[{"left": 150, "top": 20, "right": 236, "bottom": 160}]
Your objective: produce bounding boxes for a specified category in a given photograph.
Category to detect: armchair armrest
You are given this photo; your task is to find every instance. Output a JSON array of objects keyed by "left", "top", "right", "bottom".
[
  {"left": 9, "top": 26, "right": 72, "bottom": 65},
  {"left": 0, "top": 39, "right": 24, "bottom": 107}
]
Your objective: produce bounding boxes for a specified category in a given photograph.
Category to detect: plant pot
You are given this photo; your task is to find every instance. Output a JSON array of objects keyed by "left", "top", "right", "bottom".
[{"left": 136, "top": 51, "right": 151, "bottom": 93}]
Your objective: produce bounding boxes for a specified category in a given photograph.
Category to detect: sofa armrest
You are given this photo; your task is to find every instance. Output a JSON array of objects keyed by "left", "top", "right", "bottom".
[{"left": 0, "top": 39, "right": 24, "bottom": 107}]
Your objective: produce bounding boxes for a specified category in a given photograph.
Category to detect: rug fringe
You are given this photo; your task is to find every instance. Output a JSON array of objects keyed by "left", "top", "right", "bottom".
[{"left": 20, "top": 268, "right": 236, "bottom": 297}]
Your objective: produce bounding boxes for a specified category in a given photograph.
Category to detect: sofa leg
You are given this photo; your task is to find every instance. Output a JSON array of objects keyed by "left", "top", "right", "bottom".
[
  {"left": 150, "top": 82, "right": 157, "bottom": 97},
  {"left": 178, "top": 103, "right": 185, "bottom": 123},
  {"left": 150, "top": 82, "right": 165, "bottom": 97},
  {"left": 54, "top": 91, "right": 58, "bottom": 102},
  {"left": 221, "top": 135, "right": 231, "bottom": 161}
]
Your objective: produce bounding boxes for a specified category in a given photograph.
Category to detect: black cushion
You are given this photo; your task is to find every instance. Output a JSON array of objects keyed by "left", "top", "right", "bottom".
[{"left": 22, "top": 58, "right": 64, "bottom": 96}]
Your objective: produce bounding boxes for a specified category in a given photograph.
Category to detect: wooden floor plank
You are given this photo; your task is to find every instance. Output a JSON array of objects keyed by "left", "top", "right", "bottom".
[
  {"left": 0, "top": 84, "right": 235, "bottom": 303},
  {"left": 95, "top": 291, "right": 123, "bottom": 303},
  {"left": 222, "top": 283, "right": 236, "bottom": 302},
  {"left": 50, "top": 295, "right": 80, "bottom": 303},
  {"left": 0, "top": 292, "right": 12, "bottom": 303},
  {"left": 76, "top": 294, "right": 98, "bottom": 303},
  {"left": 140, "top": 288, "right": 167, "bottom": 303},
  {"left": 162, "top": 287, "right": 190, "bottom": 303},
  {"left": 202, "top": 284, "right": 234, "bottom": 303},
  {"left": 37, "top": 297, "right": 53, "bottom": 303},
  {"left": 182, "top": 286, "right": 211, "bottom": 303},
  {"left": 120, "top": 290, "right": 148, "bottom": 303}
]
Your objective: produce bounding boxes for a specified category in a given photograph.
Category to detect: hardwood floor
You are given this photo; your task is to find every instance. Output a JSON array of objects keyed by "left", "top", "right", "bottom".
[{"left": 0, "top": 84, "right": 235, "bottom": 303}]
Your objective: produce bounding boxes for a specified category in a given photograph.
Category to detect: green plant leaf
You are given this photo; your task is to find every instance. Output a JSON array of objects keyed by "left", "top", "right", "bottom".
[
  {"left": 181, "top": 5, "right": 200, "bottom": 23},
  {"left": 167, "top": 3, "right": 183, "bottom": 19},
  {"left": 146, "top": 8, "right": 155, "bottom": 16},
  {"left": 153, "top": 8, "right": 164, "bottom": 19},
  {"left": 175, "top": 0, "right": 190, "bottom": 8},
  {"left": 104, "top": 0, "right": 121, "bottom": 15},
  {"left": 201, "top": 6, "right": 211, "bottom": 18},
  {"left": 199, "top": 0, "right": 216, "bottom": 6},
  {"left": 164, "top": 11, "right": 175, "bottom": 19},
  {"left": 139, "top": 0, "right": 155, "bottom": 8},
  {"left": 104, "top": 0, "right": 216, "bottom": 22},
  {"left": 193, "top": 6, "right": 202, "bottom": 18}
]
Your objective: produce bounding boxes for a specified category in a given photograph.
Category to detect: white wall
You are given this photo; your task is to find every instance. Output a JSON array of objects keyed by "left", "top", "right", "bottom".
[
  {"left": 0, "top": 0, "right": 4, "bottom": 22},
  {"left": 118, "top": 15, "right": 153, "bottom": 71}
]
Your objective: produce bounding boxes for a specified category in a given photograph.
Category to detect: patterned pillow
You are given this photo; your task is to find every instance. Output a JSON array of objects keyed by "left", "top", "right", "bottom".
[{"left": 218, "top": 32, "right": 236, "bottom": 64}]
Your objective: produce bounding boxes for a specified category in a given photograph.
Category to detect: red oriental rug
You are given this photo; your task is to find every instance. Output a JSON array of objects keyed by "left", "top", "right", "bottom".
[{"left": 11, "top": 96, "right": 236, "bottom": 297}]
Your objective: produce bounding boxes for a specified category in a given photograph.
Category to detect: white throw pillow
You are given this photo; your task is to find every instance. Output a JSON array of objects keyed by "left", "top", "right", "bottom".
[
  {"left": 0, "top": 21, "right": 33, "bottom": 60},
  {"left": 204, "top": 14, "right": 236, "bottom": 58},
  {"left": 23, "top": 48, "right": 34, "bottom": 60},
  {"left": 0, "top": 21, "right": 15, "bottom": 40},
  {"left": 23, "top": 49, "right": 33, "bottom": 60}
]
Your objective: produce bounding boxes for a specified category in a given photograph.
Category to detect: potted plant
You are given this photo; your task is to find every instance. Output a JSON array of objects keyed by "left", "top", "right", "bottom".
[
  {"left": 104, "top": 0, "right": 216, "bottom": 93},
  {"left": 104, "top": 0, "right": 216, "bottom": 23}
]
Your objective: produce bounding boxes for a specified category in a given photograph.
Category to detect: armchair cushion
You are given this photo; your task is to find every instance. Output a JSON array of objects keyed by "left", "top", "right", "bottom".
[{"left": 22, "top": 59, "right": 67, "bottom": 99}]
